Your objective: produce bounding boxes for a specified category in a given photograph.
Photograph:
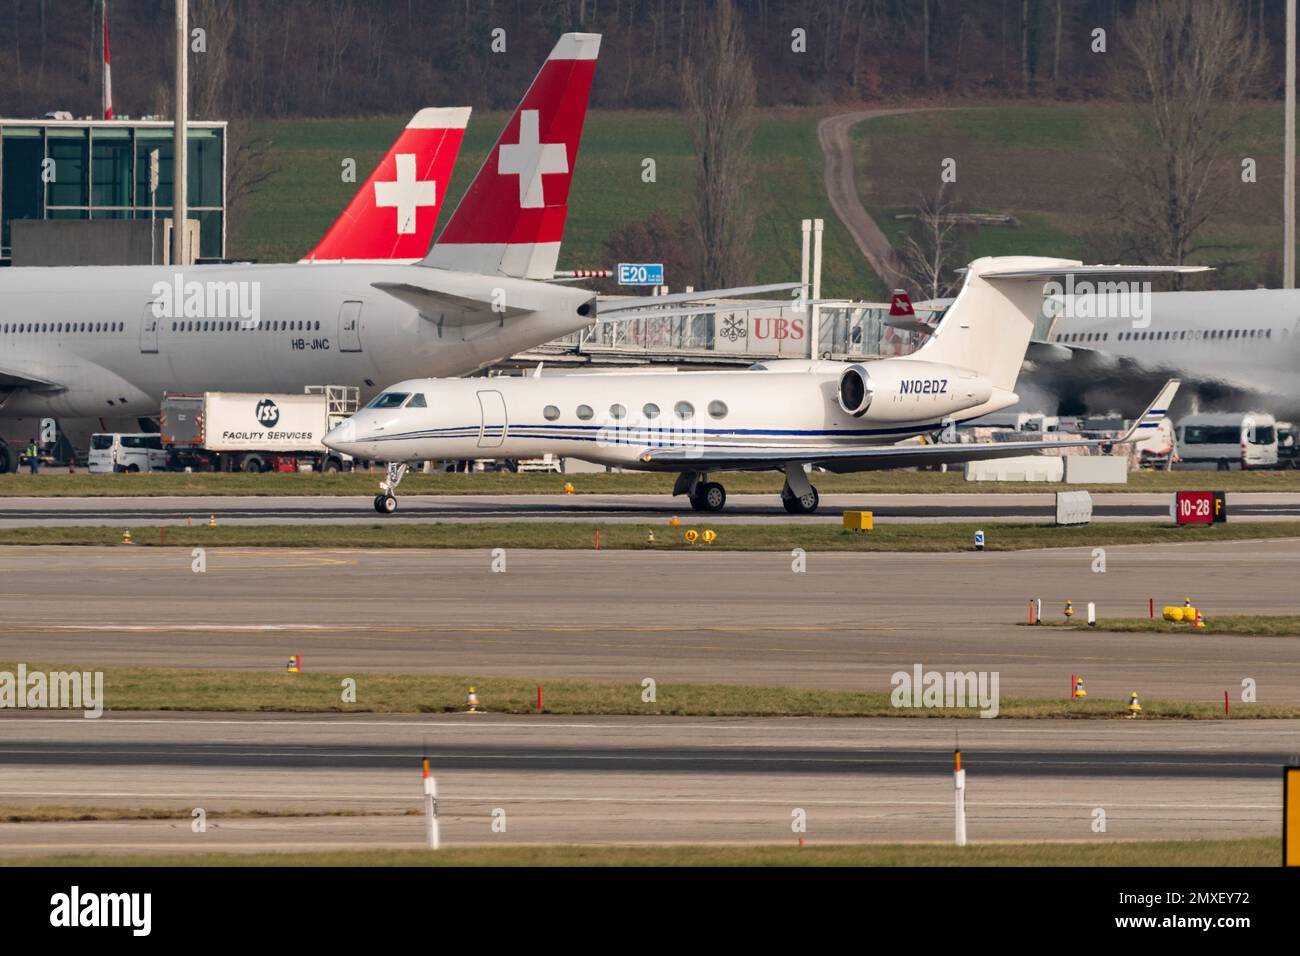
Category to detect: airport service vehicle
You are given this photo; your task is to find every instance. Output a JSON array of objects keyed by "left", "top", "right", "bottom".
[
  {"left": 160, "top": 387, "right": 358, "bottom": 473},
  {"left": 1173, "top": 412, "right": 1278, "bottom": 471},
  {"left": 87, "top": 433, "right": 168, "bottom": 473},
  {"left": 1277, "top": 421, "right": 1299, "bottom": 468},
  {"left": 1133, "top": 416, "right": 1176, "bottom": 470},
  {"left": 325, "top": 256, "right": 1188, "bottom": 513}
]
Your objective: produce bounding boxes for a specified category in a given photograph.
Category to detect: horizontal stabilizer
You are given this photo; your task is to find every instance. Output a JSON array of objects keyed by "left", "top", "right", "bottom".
[
  {"left": 599, "top": 282, "right": 802, "bottom": 316},
  {"left": 371, "top": 281, "right": 533, "bottom": 324},
  {"left": 978, "top": 264, "right": 1211, "bottom": 280}
]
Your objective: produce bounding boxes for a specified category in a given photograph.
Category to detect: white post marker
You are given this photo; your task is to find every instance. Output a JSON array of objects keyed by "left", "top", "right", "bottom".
[
  {"left": 423, "top": 758, "right": 440, "bottom": 850},
  {"left": 954, "top": 749, "right": 967, "bottom": 847},
  {"left": 1035, "top": 598, "right": 1042, "bottom": 625},
  {"left": 811, "top": 217, "right": 824, "bottom": 357},
  {"left": 1087, "top": 601, "right": 1097, "bottom": 627},
  {"left": 799, "top": 219, "right": 811, "bottom": 315}
]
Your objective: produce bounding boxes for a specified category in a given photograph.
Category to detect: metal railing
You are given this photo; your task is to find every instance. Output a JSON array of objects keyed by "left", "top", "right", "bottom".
[{"left": 517, "top": 301, "right": 932, "bottom": 364}]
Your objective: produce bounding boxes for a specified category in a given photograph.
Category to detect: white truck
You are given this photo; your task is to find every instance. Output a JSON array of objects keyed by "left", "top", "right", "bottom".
[{"left": 159, "top": 386, "right": 359, "bottom": 473}]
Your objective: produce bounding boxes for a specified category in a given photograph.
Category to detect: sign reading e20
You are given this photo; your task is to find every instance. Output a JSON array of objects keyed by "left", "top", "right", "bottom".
[{"left": 617, "top": 262, "right": 664, "bottom": 286}]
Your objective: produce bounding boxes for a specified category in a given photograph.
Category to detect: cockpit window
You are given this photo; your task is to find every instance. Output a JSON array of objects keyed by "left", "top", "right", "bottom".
[
  {"left": 407, "top": 393, "right": 428, "bottom": 408},
  {"left": 367, "top": 392, "right": 410, "bottom": 409}
]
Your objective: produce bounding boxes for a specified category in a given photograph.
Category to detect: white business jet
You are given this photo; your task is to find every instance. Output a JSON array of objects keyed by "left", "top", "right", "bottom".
[{"left": 324, "top": 256, "right": 1189, "bottom": 513}]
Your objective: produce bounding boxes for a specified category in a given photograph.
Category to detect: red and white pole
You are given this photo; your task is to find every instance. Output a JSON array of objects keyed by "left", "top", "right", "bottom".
[
  {"left": 422, "top": 757, "right": 440, "bottom": 849},
  {"left": 954, "top": 749, "right": 967, "bottom": 847},
  {"left": 102, "top": 1, "right": 114, "bottom": 120}
]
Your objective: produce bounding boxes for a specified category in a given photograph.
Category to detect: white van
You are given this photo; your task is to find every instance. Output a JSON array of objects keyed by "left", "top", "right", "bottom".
[
  {"left": 88, "top": 433, "right": 169, "bottom": 473},
  {"left": 1174, "top": 412, "right": 1278, "bottom": 471}
]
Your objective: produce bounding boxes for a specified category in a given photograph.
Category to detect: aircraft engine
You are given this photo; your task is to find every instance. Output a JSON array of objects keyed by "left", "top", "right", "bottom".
[{"left": 837, "top": 364, "right": 874, "bottom": 417}]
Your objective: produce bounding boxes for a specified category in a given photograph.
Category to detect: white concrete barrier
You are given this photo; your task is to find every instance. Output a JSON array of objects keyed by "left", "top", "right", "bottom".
[
  {"left": 1064, "top": 455, "right": 1128, "bottom": 484},
  {"left": 964, "top": 455, "right": 1064, "bottom": 482},
  {"left": 1055, "top": 490, "right": 1093, "bottom": 525}
]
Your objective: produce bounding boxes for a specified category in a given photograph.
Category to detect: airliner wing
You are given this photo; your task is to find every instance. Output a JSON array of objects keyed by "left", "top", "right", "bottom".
[
  {"left": 371, "top": 281, "right": 533, "bottom": 323},
  {"left": 636, "top": 380, "right": 1179, "bottom": 473},
  {"left": 0, "top": 366, "right": 65, "bottom": 391}
]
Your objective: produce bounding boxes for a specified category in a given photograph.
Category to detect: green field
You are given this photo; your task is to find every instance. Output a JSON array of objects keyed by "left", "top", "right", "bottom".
[
  {"left": 241, "top": 108, "right": 881, "bottom": 299},
  {"left": 5, "top": 520, "right": 1298, "bottom": 552},
  {"left": 5, "top": 469, "right": 1299, "bottom": 497},
  {"left": 6, "top": 663, "right": 1292, "bottom": 719},
  {"left": 235, "top": 103, "right": 1291, "bottom": 304},
  {"left": 854, "top": 104, "right": 1286, "bottom": 287},
  {"left": 1034, "top": 614, "right": 1300, "bottom": 638},
  {"left": 0, "top": 838, "right": 1277, "bottom": 867}
]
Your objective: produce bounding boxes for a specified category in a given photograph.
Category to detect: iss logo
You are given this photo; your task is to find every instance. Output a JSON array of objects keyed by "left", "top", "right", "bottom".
[{"left": 255, "top": 399, "right": 280, "bottom": 428}]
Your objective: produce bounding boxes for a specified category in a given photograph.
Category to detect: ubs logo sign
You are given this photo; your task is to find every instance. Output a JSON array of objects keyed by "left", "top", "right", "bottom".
[{"left": 255, "top": 399, "right": 280, "bottom": 428}]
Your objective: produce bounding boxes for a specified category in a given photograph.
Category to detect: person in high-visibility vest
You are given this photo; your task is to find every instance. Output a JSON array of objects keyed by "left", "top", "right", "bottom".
[{"left": 24, "top": 439, "right": 38, "bottom": 475}]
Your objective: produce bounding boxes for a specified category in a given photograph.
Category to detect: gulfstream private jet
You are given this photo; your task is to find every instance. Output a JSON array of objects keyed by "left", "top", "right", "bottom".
[{"left": 324, "top": 256, "right": 1188, "bottom": 513}]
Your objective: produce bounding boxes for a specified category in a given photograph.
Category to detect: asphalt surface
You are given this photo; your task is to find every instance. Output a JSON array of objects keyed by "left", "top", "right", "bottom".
[
  {"left": 0, "top": 714, "right": 1290, "bottom": 853},
  {"left": 0, "top": 541, "right": 1298, "bottom": 701},
  {"left": 1, "top": 492, "right": 1300, "bottom": 525}
]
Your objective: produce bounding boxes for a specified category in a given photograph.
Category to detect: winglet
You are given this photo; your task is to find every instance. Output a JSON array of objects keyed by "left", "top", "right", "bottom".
[{"left": 1116, "top": 379, "right": 1180, "bottom": 443}]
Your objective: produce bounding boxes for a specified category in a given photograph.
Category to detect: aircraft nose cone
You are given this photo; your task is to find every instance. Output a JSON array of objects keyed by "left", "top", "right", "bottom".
[{"left": 323, "top": 418, "right": 357, "bottom": 451}]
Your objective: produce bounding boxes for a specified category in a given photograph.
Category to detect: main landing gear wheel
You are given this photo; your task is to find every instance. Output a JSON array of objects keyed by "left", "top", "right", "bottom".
[
  {"left": 782, "top": 483, "right": 820, "bottom": 515},
  {"left": 690, "top": 481, "right": 727, "bottom": 512},
  {"left": 374, "top": 494, "right": 397, "bottom": 514}
]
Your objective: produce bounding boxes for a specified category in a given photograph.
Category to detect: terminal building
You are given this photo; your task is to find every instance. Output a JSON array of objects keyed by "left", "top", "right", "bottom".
[{"left": 0, "top": 116, "right": 227, "bottom": 266}]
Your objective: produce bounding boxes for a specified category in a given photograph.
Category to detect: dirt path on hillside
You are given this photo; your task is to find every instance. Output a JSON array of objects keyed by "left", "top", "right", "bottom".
[{"left": 817, "top": 108, "right": 941, "bottom": 290}]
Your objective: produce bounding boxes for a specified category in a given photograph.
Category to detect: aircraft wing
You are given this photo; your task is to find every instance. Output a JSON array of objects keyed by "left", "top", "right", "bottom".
[
  {"left": 0, "top": 366, "right": 66, "bottom": 391},
  {"left": 371, "top": 281, "right": 533, "bottom": 324},
  {"left": 635, "top": 379, "right": 1180, "bottom": 473},
  {"left": 636, "top": 435, "right": 1124, "bottom": 473}
]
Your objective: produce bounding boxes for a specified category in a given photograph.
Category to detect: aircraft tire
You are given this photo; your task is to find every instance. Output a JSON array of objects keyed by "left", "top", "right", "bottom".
[
  {"left": 0, "top": 442, "right": 11, "bottom": 474},
  {"left": 782, "top": 484, "right": 819, "bottom": 515},
  {"left": 691, "top": 482, "right": 726, "bottom": 512},
  {"left": 374, "top": 494, "right": 398, "bottom": 514}
]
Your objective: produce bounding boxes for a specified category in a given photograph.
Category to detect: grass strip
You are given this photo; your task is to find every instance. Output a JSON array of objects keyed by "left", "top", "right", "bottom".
[
  {"left": 3, "top": 663, "right": 1293, "bottom": 718},
  {"left": 3, "top": 520, "right": 1299, "bottom": 551}
]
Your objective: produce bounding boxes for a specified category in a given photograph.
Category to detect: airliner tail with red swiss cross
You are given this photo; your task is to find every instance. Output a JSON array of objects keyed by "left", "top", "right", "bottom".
[
  {"left": 423, "top": 33, "right": 600, "bottom": 280},
  {"left": 300, "top": 106, "right": 471, "bottom": 264}
]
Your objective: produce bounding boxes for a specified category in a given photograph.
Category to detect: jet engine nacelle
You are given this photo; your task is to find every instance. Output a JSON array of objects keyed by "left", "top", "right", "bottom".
[{"left": 837, "top": 360, "right": 993, "bottom": 422}]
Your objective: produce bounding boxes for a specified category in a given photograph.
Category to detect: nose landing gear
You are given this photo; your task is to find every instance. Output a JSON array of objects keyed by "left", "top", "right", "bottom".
[{"left": 374, "top": 462, "right": 408, "bottom": 514}]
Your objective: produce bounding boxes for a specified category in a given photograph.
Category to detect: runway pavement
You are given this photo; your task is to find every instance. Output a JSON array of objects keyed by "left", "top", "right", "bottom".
[
  {"left": 0, "top": 714, "right": 1288, "bottom": 854},
  {"left": 1, "top": 491, "right": 1299, "bottom": 525},
  {"left": 0, "top": 540, "right": 1298, "bottom": 701}
]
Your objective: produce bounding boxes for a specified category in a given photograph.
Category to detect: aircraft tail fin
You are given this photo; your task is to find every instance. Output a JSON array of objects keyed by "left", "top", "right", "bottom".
[
  {"left": 903, "top": 257, "right": 1208, "bottom": 393},
  {"left": 300, "top": 107, "right": 470, "bottom": 263},
  {"left": 422, "top": 33, "right": 601, "bottom": 280}
]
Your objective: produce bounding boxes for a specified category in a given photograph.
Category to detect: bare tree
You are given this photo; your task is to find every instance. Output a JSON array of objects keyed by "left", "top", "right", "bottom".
[
  {"left": 680, "top": 0, "right": 755, "bottom": 288},
  {"left": 190, "top": 0, "right": 237, "bottom": 119},
  {"left": 1105, "top": 0, "right": 1269, "bottom": 273},
  {"left": 895, "top": 186, "right": 969, "bottom": 302}
]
